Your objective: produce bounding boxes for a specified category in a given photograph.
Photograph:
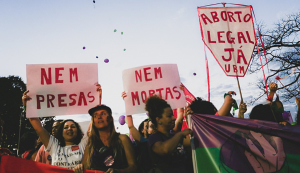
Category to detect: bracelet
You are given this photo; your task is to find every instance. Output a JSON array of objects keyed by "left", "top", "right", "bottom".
[
  {"left": 224, "top": 93, "right": 231, "bottom": 98},
  {"left": 23, "top": 105, "right": 26, "bottom": 112}
]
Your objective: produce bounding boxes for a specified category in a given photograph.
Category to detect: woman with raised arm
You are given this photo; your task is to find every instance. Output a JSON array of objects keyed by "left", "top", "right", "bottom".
[
  {"left": 146, "top": 95, "right": 192, "bottom": 173},
  {"left": 74, "top": 105, "right": 137, "bottom": 173},
  {"left": 22, "top": 90, "right": 87, "bottom": 170}
]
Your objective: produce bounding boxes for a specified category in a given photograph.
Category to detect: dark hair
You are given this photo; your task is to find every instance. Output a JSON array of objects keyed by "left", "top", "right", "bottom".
[
  {"left": 145, "top": 95, "right": 171, "bottom": 126},
  {"left": 249, "top": 104, "right": 281, "bottom": 122},
  {"left": 138, "top": 119, "right": 149, "bottom": 137},
  {"left": 189, "top": 97, "right": 217, "bottom": 115},
  {"left": 20, "top": 132, "right": 38, "bottom": 152},
  {"left": 55, "top": 119, "right": 83, "bottom": 146}
]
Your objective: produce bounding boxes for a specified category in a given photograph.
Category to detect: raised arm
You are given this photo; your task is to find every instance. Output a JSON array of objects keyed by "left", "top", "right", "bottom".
[
  {"left": 22, "top": 90, "right": 50, "bottom": 148},
  {"left": 218, "top": 91, "right": 235, "bottom": 116},
  {"left": 267, "top": 82, "right": 278, "bottom": 102},
  {"left": 126, "top": 115, "right": 142, "bottom": 143},
  {"left": 173, "top": 108, "right": 184, "bottom": 133},
  {"left": 152, "top": 129, "right": 192, "bottom": 155},
  {"left": 238, "top": 101, "right": 247, "bottom": 119},
  {"left": 96, "top": 84, "right": 102, "bottom": 105}
]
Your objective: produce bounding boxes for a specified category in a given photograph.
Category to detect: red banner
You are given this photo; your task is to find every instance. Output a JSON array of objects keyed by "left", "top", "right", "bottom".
[{"left": 0, "top": 155, "right": 104, "bottom": 173}]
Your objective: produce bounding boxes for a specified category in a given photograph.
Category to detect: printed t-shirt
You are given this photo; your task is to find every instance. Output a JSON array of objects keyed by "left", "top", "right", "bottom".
[
  {"left": 46, "top": 135, "right": 88, "bottom": 169},
  {"left": 148, "top": 131, "right": 186, "bottom": 173}
]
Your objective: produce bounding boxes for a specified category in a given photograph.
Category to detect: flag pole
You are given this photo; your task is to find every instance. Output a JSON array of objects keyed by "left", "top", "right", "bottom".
[{"left": 236, "top": 77, "right": 244, "bottom": 103}]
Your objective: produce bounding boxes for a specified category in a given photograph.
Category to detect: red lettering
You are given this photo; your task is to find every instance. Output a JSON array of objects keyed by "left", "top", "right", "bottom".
[
  {"left": 244, "top": 14, "right": 251, "bottom": 22},
  {"left": 217, "top": 31, "right": 225, "bottom": 43},
  {"left": 78, "top": 92, "right": 87, "bottom": 106},
  {"left": 225, "top": 64, "right": 230, "bottom": 72},
  {"left": 69, "top": 94, "right": 77, "bottom": 106},
  {"left": 41, "top": 68, "right": 52, "bottom": 85},
  {"left": 227, "top": 12, "right": 236, "bottom": 22},
  {"left": 141, "top": 91, "right": 147, "bottom": 103},
  {"left": 201, "top": 13, "right": 213, "bottom": 25},
  {"left": 233, "top": 65, "right": 237, "bottom": 73},
  {"left": 220, "top": 11, "right": 227, "bottom": 21},
  {"left": 55, "top": 67, "right": 64, "bottom": 83},
  {"left": 226, "top": 31, "right": 235, "bottom": 44},
  {"left": 246, "top": 31, "right": 254, "bottom": 44},
  {"left": 222, "top": 48, "right": 234, "bottom": 61},
  {"left": 234, "top": 11, "right": 242, "bottom": 22},
  {"left": 87, "top": 92, "right": 95, "bottom": 103},
  {"left": 154, "top": 67, "right": 162, "bottom": 79},
  {"left": 144, "top": 67, "right": 152, "bottom": 82},
  {"left": 58, "top": 94, "right": 67, "bottom": 107},
  {"left": 36, "top": 95, "right": 44, "bottom": 109},
  {"left": 237, "top": 32, "right": 247, "bottom": 43},
  {"left": 156, "top": 88, "right": 164, "bottom": 98},
  {"left": 69, "top": 68, "right": 78, "bottom": 82},
  {"left": 165, "top": 87, "right": 174, "bottom": 100},
  {"left": 131, "top": 91, "right": 140, "bottom": 106},
  {"left": 149, "top": 90, "right": 155, "bottom": 96},
  {"left": 237, "top": 49, "right": 247, "bottom": 64},
  {"left": 211, "top": 11, "right": 219, "bottom": 22},
  {"left": 239, "top": 66, "right": 245, "bottom": 74},
  {"left": 47, "top": 94, "right": 55, "bottom": 108},
  {"left": 207, "top": 31, "right": 216, "bottom": 43},
  {"left": 173, "top": 86, "right": 181, "bottom": 99},
  {"left": 135, "top": 70, "right": 142, "bottom": 82}
]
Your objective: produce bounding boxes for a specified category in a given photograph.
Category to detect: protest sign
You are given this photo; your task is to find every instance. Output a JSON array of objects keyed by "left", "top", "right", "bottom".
[
  {"left": 122, "top": 64, "right": 185, "bottom": 115},
  {"left": 198, "top": 6, "right": 255, "bottom": 77},
  {"left": 26, "top": 63, "right": 98, "bottom": 118}
]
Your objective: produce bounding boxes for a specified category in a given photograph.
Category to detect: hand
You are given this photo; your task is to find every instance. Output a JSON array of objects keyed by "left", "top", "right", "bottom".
[
  {"left": 184, "top": 106, "right": 193, "bottom": 120},
  {"left": 179, "top": 83, "right": 184, "bottom": 92},
  {"left": 296, "top": 97, "right": 300, "bottom": 108},
  {"left": 22, "top": 90, "right": 32, "bottom": 106},
  {"left": 122, "top": 91, "right": 127, "bottom": 100},
  {"left": 269, "top": 82, "right": 278, "bottom": 92},
  {"left": 180, "top": 128, "right": 193, "bottom": 137},
  {"left": 105, "top": 168, "right": 117, "bottom": 173},
  {"left": 279, "top": 121, "right": 290, "bottom": 126},
  {"left": 73, "top": 164, "right": 84, "bottom": 173},
  {"left": 96, "top": 83, "right": 102, "bottom": 94},
  {"left": 227, "top": 91, "right": 236, "bottom": 96},
  {"left": 238, "top": 102, "right": 247, "bottom": 114}
]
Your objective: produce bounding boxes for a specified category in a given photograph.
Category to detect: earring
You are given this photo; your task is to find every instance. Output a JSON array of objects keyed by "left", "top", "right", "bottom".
[{"left": 158, "top": 121, "right": 162, "bottom": 125}]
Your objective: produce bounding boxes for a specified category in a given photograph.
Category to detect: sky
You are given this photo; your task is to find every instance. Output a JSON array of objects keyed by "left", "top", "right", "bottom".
[{"left": 1, "top": 0, "right": 299, "bottom": 134}]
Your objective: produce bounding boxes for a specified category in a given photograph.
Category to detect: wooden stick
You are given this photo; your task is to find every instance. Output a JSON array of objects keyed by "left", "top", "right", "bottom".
[{"left": 236, "top": 77, "right": 243, "bottom": 103}]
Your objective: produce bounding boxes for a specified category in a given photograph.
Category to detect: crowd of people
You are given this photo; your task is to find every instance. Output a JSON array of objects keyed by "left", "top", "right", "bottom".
[{"left": 0, "top": 82, "right": 299, "bottom": 173}]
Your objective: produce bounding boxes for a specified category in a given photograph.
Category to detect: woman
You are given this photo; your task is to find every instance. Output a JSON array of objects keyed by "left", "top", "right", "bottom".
[
  {"left": 22, "top": 90, "right": 87, "bottom": 170},
  {"left": 74, "top": 105, "right": 137, "bottom": 173},
  {"left": 146, "top": 95, "right": 192, "bottom": 173}
]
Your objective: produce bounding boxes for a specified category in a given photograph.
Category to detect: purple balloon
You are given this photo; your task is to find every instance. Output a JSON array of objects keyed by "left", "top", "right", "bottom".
[
  {"left": 96, "top": 56, "right": 98, "bottom": 58},
  {"left": 119, "top": 115, "right": 125, "bottom": 125},
  {"left": 104, "top": 59, "right": 109, "bottom": 63},
  {"left": 193, "top": 73, "right": 196, "bottom": 76},
  {"left": 83, "top": 47, "right": 86, "bottom": 49}
]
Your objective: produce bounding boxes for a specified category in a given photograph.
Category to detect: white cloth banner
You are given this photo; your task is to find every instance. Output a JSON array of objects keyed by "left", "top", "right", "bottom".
[
  {"left": 26, "top": 63, "right": 98, "bottom": 118},
  {"left": 198, "top": 6, "right": 256, "bottom": 77},
  {"left": 122, "top": 64, "right": 186, "bottom": 115}
]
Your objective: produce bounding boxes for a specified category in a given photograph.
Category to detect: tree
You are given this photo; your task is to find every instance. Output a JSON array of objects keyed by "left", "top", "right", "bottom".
[
  {"left": 249, "top": 11, "right": 300, "bottom": 102},
  {"left": 0, "top": 76, "right": 54, "bottom": 153}
]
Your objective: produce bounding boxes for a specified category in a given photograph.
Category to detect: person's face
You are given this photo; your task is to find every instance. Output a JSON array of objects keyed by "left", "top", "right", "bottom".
[
  {"left": 52, "top": 121, "right": 61, "bottom": 136},
  {"left": 147, "top": 121, "right": 154, "bottom": 135},
  {"left": 158, "top": 107, "right": 175, "bottom": 130},
  {"left": 62, "top": 121, "right": 78, "bottom": 142},
  {"left": 93, "top": 109, "right": 112, "bottom": 129}
]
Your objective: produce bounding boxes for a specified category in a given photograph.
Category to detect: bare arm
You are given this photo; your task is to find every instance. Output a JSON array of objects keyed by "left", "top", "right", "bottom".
[
  {"left": 173, "top": 108, "right": 184, "bottom": 133},
  {"left": 238, "top": 102, "right": 247, "bottom": 119},
  {"left": 152, "top": 129, "right": 192, "bottom": 156},
  {"left": 126, "top": 115, "right": 142, "bottom": 143},
  {"left": 23, "top": 90, "right": 50, "bottom": 148},
  {"left": 218, "top": 91, "right": 235, "bottom": 116},
  {"left": 96, "top": 84, "right": 102, "bottom": 105}
]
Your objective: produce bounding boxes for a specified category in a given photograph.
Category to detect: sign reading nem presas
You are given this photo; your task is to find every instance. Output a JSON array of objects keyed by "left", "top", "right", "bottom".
[
  {"left": 122, "top": 64, "right": 186, "bottom": 115},
  {"left": 26, "top": 63, "right": 98, "bottom": 118}
]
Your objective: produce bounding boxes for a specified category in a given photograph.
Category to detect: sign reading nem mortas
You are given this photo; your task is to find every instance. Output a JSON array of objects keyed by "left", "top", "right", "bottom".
[
  {"left": 26, "top": 63, "right": 98, "bottom": 118},
  {"left": 198, "top": 6, "right": 256, "bottom": 77},
  {"left": 122, "top": 64, "right": 186, "bottom": 115}
]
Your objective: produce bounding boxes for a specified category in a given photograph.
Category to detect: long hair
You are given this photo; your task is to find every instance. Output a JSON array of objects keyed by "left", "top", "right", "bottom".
[
  {"left": 54, "top": 119, "right": 83, "bottom": 147},
  {"left": 84, "top": 110, "right": 124, "bottom": 169},
  {"left": 145, "top": 95, "right": 171, "bottom": 127}
]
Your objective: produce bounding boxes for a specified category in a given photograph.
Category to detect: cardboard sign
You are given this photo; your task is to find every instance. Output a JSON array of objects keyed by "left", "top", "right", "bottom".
[
  {"left": 26, "top": 63, "right": 98, "bottom": 118},
  {"left": 198, "top": 6, "right": 256, "bottom": 77},
  {"left": 122, "top": 64, "right": 185, "bottom": 115}
]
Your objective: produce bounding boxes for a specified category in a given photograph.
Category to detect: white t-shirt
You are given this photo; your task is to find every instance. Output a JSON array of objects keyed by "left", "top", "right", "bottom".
[{"left": 46, "top": 135, "right": 88, "bottom": 169}]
